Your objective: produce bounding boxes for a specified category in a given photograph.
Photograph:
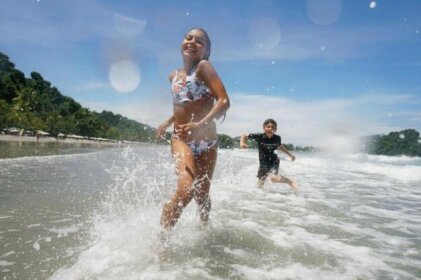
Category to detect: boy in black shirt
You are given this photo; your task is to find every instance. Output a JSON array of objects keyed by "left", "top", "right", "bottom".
[{"left": 240, "top": 119, "right": 297, "bottom": 192}]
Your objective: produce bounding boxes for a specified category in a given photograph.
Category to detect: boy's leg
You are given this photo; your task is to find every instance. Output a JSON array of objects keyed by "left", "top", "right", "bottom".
[
  {"left": 257, "top": 176, "right": 267, "bottom": 188},
  {"left": 257, "top": 168, "right": 268, "bottom": 188},
  {"left": 269, "top": 174, "right": 298, "bottom": 192}
]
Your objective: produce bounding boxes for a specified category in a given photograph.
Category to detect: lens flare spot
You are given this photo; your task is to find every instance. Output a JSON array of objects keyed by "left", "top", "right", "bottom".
[
  {"left": 113, "top": 13, "right": 147, "bottom": 36},
  {"left": 109, "top": 60, "right": 141, "bottom": 93},
  {"left": 248, "top": 18, "right": 281, "bottom": 50},
  {"left": 307, "top": 0, "right": 343, "bottom": 26}
]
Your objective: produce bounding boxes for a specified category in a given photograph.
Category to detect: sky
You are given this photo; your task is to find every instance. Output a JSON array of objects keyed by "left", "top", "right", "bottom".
[{"left": 1, "top": 0, "right": 420, "bottom": 146}]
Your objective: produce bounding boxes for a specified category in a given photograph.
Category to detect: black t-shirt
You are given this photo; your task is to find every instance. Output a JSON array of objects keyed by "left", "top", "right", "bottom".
[{"left": 248, "top": 133, "right": 282, "bottom": 166}]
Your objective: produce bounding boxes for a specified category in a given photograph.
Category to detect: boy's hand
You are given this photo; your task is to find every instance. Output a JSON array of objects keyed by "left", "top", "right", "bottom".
[
  {"left": 290, "top": 155, "right": 296, "bottom": 162},
  {"left": 240, "top": 143, "right": 248, "bottom": 149}
]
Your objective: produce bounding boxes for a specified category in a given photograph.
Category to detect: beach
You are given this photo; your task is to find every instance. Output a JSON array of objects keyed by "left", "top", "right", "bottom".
[
  {"left": 0, "top": 134, "right": 121, "bottom": 146},
  {"left": 1, "top": 146, "right": 421, "bottom": 279},
  {"left": 0, "top": 134, "right": 126, "bottom": 159}
]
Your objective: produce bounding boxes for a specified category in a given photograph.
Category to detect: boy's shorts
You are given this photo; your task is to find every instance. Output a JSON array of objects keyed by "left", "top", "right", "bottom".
[{"left": 257, "top": 160, "right": 280, "bottom": 180}]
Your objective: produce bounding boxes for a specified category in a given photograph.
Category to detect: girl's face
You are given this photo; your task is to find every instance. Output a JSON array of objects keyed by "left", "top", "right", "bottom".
[
  {"left": 263, "top": 123, "right": 277, "bottom": 137},
  {"left": 181, "top": 29, "right": 209, "bottom": 62}
]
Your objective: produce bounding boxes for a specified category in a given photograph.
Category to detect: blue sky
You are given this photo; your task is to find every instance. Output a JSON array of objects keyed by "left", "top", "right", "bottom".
[{"left": 1, "top": 0, "right": 420, "bottom": 146}]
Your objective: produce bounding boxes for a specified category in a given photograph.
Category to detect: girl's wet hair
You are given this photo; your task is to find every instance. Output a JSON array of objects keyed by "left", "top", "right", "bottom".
[
  {"left": 187, "top": 28, "right": 211, "bottom": 60},
  {"left": 263, "top": 119, "right": 277, "bottom": 129}
]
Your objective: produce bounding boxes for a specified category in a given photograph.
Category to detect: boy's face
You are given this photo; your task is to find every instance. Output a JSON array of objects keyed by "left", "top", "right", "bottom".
[{"left": 263, "top": 123, "right": 277, "bottom": 137}]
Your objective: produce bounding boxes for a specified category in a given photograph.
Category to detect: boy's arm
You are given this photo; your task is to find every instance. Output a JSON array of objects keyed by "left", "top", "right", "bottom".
[
  {"left": 279, "top": 144, "right": 296, "bottom": 161},
  {"left": 240, "top": 134, "right": 249, "bottom": 149}
]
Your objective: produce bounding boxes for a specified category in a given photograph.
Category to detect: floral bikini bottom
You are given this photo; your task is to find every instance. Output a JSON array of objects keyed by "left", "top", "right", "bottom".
[
  {"left": 186, "top": 139, "right": 218, "bottom": 156},
  {"left": 172, "top": 135, "right": 218, "bottom": 156}
]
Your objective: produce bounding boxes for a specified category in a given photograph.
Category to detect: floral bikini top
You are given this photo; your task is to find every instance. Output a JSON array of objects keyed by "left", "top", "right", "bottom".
[{"left": 172, "top": 68, "right": 211, "bottom": 103}]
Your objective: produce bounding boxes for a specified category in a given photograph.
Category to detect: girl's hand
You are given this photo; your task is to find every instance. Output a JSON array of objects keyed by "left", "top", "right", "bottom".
[
  {"left": 290, "top": 155, "right": 296, "bottom": 162},
  {"left": 240, "top": 143, "right": 248, "bottom": 149},
  {"left": 177, "top": 122, "right": 200, "bottom": 136},
  {"left": 156, "top": 123, "right": 170, "bottom": 139},
  {"left": 156, "top": 116, "right": 174, "bottom": 139}
]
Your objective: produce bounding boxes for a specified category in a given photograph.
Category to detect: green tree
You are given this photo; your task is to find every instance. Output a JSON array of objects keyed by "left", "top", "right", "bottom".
[{"left": 218, "top": 134, "right": 235, "bottom": 149}]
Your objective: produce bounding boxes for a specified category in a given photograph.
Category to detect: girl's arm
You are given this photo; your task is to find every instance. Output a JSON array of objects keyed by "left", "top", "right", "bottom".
[
  {"left": 197, "top": 60, "right": 230, "bottom": 124},
  {"left": 179, "top": 60, "right": 230, "bottom": 132},
  {"left": 279, "top": 144, "right": 296, "bottom": 161},
  {"left": 156, "top": 71, "right": 177, "bottom": 138},
  {"left": 156, "top": 115, "right": 174, "bottom": 138}
]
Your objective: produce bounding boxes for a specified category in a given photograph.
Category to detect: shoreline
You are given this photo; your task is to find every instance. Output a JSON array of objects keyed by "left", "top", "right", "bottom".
[{"left": 0, "top": 134, "right": 124, "bottom": 146}]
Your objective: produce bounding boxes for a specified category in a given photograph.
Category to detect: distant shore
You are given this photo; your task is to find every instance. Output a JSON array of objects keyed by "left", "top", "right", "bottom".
[{"left": 0, "top": 134, "right": 123, "bottom": 146}]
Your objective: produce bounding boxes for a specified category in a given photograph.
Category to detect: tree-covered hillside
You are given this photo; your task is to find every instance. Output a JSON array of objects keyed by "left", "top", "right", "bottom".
[
  {"left": 362, "top": 129, "right": 421, "bottom": 157},
  {"left": 0, "top": 52, "right": 155, "bottom": 142}
]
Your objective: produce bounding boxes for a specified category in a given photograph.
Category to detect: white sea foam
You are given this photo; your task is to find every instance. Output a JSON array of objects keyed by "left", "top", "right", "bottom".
[
  {"left": 0, "top": 260, "right": 15, "bottom": 267},
  {"left": 1, "top": 146, "right": 419, "bottom": 279},
  {"left": 48, "top": 225, "right": 80, "bottom": 238}
]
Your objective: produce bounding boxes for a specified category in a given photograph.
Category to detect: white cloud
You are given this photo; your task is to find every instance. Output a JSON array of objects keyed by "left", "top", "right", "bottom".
[
  {"left": 81, "top": 92, "right": 419, "bottom": 147},
  {"left": 81, "top": 94, "right": 172, "bottom": 129},
  {"left": 219, "top": 93, "right": 364, "bottom": 146},
  {"left": 374, "top": 94, "right": 417, "bottom": 105}
]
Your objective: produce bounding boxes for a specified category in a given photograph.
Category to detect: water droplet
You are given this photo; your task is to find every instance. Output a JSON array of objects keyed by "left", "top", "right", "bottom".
[{"left": 33, "top": 242, "right": 40, "bottom": 251}]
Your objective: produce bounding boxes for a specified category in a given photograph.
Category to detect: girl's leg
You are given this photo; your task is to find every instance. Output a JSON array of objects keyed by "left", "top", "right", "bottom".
[
  {"left": 160, "top": 138, "right": 196, "bottom": 230},
  {"left": 193, "top": 146, "right": 217, "bottom": 224}
]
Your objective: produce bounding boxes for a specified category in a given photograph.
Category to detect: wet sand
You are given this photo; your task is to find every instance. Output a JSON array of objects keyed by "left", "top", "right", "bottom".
[
  {"left": 0, "top": 135, "right": 129, "bottom": 158},
  {"left": 0, "top": 134, "right": 121, "bottom": 146}
]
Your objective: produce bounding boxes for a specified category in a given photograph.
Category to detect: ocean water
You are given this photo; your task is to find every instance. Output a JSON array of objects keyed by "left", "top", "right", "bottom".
[{"left": 0, "top": 144, "right": 420, "bottom": 279}]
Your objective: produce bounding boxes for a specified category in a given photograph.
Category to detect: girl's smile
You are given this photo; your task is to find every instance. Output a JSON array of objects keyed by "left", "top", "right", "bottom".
[{"left": 181, "top": 29, "right": 208, "bottom": 60}]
